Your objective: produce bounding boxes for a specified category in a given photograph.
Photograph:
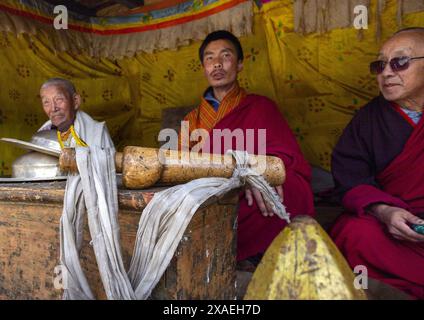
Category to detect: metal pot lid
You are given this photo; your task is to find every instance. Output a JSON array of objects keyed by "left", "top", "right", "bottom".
[
  {"left": 0, "top": 130, "right": 61, "bottom": 157},
  {"left": 0, "top": 130, "right": 65, "bottom": 181},
  {"left": 0, "top": 138, "right": 60, "bottom": 157},
  {"left": 30, "top": 129, "right": 61, "bottom": 152}
]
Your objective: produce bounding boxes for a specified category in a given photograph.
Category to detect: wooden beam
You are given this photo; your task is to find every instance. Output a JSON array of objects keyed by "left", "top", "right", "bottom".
[
  {"left": 42, "top": 0, "right": 97, "bottom": 16},
  {"left": 91, "top": 0, "right": 117, "bottom": 12},
  {"left": 113, "top": 0, "right": 144, "bottom": 9}
]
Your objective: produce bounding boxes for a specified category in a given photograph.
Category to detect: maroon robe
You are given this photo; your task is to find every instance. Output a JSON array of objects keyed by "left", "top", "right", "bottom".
[
  {"left": 331, "top": 96, "right": 424, "bottom": 299},
  {"left": 202, "top": 94, "right": 315, "bottom": 261}
]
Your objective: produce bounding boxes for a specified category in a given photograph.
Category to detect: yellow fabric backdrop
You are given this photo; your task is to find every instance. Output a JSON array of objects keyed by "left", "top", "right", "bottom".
[
  {"left": 262, "top": 0, "right": 424, "bottom": 170},
  {"left": 0, "top": 31, "right": 134, "bottom": 175},
  {"left": 0, "top": 0, "right": 423, "bottom": 176}
]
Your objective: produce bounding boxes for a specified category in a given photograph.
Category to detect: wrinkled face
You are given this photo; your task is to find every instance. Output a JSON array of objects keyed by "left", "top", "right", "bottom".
[
  {"left": 377, "top": 32, "right": 424, "bottom": 105},
  {"left": 202, "top": 39, "right": 243, "bottom": 89},
  {"left": 40, "top": 85, "right": 79, "bottom": 131}
]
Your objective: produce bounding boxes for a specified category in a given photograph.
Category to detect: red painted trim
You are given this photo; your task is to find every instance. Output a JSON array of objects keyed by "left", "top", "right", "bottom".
[
  {"left": 391, "top": 102, "right": 416, "bottom": 128},
  {"left": 0, "top": 3, "right": 53, "bottom": 25},
  {"left": 0, "top": 0, "right": 248, "bottom": 35}
]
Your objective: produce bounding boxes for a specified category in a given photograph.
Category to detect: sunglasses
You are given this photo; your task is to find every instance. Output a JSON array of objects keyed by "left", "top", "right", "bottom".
[{"left": 370, "top": 56, "right": 424, "bottom": 75}]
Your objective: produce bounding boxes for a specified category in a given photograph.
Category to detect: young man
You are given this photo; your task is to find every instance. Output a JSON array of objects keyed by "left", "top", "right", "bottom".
[
  {"left": 331, "top": 28, "right": 424, "bottom": 299},
  {"left": 180, "top": 30, "right": 315, "bottom": 265}
]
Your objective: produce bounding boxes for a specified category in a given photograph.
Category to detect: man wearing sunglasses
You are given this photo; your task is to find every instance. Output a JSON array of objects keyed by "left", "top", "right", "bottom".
[{"left": 330, "top": 27, "right": 424, "bottom": 299}]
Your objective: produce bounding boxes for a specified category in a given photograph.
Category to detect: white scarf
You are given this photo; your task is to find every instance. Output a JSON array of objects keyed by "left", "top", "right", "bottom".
[
  {"left": 38, "top": 110, "right": 114, "bottom": 149},
  {"left": 47, "top": 111, "right": 118, "bottom": 299},
  {"left": 61, "top": 147, "right": 289, "bottom": 300}
]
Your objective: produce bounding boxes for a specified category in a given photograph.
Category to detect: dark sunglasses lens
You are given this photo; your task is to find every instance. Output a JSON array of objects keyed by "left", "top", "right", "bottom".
[
  {"left": 390, "top": 57, "right": 410, "bottom": 72},
  {"left": 370, "top": 61, "right": 385, "bottom": 74}
]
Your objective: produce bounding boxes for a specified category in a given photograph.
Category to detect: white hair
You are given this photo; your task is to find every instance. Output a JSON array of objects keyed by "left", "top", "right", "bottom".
[{"left": 40, "top": 78, "right": 77, "bottom": 97}]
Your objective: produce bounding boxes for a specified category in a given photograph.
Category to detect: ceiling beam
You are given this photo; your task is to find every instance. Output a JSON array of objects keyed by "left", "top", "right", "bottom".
[
  {"left": 113, "top": 0, "right": 145, "bottom": 9},
  {"left": 91, "top": 1, "right": 116, "bottom": 12},
  {"left": 42, "top": 0, "right": 97, "bottom": 16}
]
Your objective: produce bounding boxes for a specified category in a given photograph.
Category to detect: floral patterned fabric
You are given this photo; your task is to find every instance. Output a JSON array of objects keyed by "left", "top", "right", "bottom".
[{"left": 0, "top": 0, "right": 423, "bottom": 176}]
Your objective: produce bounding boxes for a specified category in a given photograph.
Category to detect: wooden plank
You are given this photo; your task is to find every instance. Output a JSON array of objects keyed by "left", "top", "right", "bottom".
[
  {"left": 0, "top": 181, "right": 238, "bottom": 210},
  {"left": 0, "top": 181, "right": 151, "bottom": 211}
]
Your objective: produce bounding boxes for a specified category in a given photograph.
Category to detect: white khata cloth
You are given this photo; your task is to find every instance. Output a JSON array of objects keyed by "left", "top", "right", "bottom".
[
  {"left": 48, "top": 111, "right": 119, "bottom": 299},
  {"left": 38, "top": 110, "right": 114, "bottom": 148},
  {"left": 59, "top": 139, "right": 289, "bottom": 299}
]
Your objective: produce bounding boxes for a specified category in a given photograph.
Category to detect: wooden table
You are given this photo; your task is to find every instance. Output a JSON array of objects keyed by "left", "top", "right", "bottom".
[{"left": 0, "top": 180, "right": 238, "bottom": 300}]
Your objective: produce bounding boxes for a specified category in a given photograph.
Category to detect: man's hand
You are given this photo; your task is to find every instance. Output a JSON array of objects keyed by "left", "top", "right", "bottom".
[
  {"left": 245, "top": 185, "right": 284, "bottom": 217},
  {"left": 369, "top": 204, "right": 424, "bottom": 242}
]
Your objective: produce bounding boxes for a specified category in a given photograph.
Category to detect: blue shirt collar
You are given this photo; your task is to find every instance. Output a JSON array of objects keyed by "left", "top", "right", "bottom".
[
  {"left": 401, "top": 107, "right": 423, "bottom": 124},
  {"left": 204, "top": 87, "right": 220, "bottom": 111}
]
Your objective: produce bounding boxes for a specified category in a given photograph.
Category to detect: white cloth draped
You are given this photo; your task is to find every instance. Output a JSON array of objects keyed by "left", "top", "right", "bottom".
[
  {"left": 38, "top": 111, "right": 117, "bottom": 299},
  {"left": 44, "top": 113, "right": 289, "bottom": 299},
  {"left": 59, "top": 145, "right": 290, "bottom": 300},
  {"left": 38, "top": 110, "right": 114, "bottom": 149}
]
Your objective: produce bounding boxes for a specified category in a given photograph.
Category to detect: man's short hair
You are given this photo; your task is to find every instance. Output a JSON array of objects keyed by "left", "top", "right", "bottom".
[
  {"left": 40, "top": 78, "right": 77, "bottom": 98},
  {"left": 198, "top": 30, "right": 244, "bottom": 63}
]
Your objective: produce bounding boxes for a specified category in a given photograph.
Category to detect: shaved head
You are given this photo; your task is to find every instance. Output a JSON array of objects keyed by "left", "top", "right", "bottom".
[
  {"left": 376, "top": 27, "right": 424, "bottom": 110},
  {"left": 394, "top": 27, "right": 424, "bottom": 36},
  {"left": 389, "top": 27, "right": 424, "bottom": 52}
]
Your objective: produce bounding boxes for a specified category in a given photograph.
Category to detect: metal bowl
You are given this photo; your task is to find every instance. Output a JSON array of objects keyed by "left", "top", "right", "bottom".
[
  {"left": 12, "top": 151, "right": 63, "bottom": 179},
  {"left": 11, "top": 130, "right": 63, "bottom": 179}
]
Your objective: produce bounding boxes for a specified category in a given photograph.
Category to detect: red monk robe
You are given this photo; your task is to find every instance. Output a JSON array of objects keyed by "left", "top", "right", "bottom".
[
  {"left": 182, "top": 86, "right": 315, "bottom": 261},
  {"left": 331, "top": 97, "right": 424, "bottom": 299}
]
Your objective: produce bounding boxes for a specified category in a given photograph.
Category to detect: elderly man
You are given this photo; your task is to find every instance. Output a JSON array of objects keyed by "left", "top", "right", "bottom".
[
  {"left": 37, "top": 78, "right": 118, "bottom": 299},
  {"left": 180, "top": 30, "right": 315, "bottom": 266},
  {"left": 38, "top": 78, "right": 113, "bottom": 149},
  {"left": 330, "top": 28, "right": 424, "bottom": 299}
]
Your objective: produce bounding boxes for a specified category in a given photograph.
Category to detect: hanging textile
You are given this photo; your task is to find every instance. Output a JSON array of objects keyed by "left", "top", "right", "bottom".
[{"left": 0, "top": 0, "right": 253, "bottom": 58}]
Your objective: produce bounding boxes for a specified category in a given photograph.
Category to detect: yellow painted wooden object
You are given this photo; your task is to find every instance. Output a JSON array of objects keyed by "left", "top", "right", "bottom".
[{"left": 245, "top": 215, "right": 367, "bottom": 300}]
